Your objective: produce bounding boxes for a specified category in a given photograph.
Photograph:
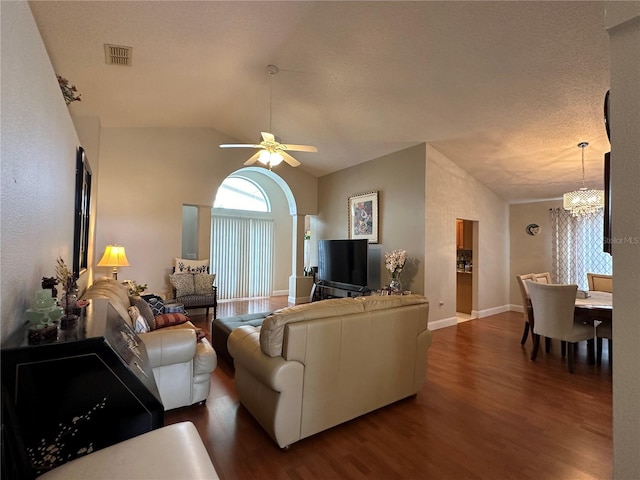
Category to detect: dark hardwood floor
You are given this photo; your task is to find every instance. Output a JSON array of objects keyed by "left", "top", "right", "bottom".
[{"left": 165, "top": 298, "right": 612, "bottom": 480}]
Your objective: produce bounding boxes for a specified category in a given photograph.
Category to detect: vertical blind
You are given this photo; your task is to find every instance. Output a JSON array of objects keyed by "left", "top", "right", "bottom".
[
  {"left": 550, "top": 208, "right": 612, "bottom": 290},
  {"left": 211, "top": 215, "right": 274, "bottom": 299}
]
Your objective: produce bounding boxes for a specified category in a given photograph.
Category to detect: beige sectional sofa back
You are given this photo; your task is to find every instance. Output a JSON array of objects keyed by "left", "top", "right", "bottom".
[{"left": 228, "top": 294, "right": 431, "bottom": 448}]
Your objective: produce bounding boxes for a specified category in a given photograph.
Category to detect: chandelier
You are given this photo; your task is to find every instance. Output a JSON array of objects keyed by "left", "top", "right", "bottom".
[{"left": 563, "top": 142, "right": 604, "bottom": 217}]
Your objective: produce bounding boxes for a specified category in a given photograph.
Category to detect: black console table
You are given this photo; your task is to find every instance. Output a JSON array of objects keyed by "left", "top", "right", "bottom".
[
  {"left": 1, "top": 298, "right": 163, "bottom": 478},
  {"left": 313, "top": 281, "right": 371, "bottom": 301}
]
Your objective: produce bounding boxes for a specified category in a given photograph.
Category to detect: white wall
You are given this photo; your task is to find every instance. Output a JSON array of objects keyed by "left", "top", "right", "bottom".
[
  {"left": 93, "top": 127, "right": 317, "bottom": 299},
  {"left": 0, "top": 1, "right": 83, "bottom": 339},
  {"left": 317, "top": 144, "right": 427, "bottom": 294},
  {"left": 605, "top": 3, "right": 640, "bottom": 478},
  {"left": 425, "top": 145, "right": 509, "bottom": 327},
  {"left": 509, "top": 200, "right": 561, "bottom": 306}
]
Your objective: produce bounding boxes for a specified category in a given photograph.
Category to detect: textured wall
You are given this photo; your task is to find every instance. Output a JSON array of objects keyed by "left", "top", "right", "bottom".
[
  {"left": 318, "top": 144, "right": 427, "bottom": 294},
  {"left": 92, "top": 127, "right": 317, "bottom": 298},
  {"left": 425, "top": 145, "right": 509, "bottom": 325},
  {"left": 1, "top": 2, "right": 81, "bottom": 340},
  {"left": 509, "top": 200, "right": 561, "bottom": 306},
  {"left": 606, "top": 3, "right": 640, "bottom": 478}
]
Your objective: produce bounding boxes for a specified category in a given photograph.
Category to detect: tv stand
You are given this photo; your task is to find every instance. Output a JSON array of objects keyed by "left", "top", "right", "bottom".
[{"left": 313, "top": 281, "right": 371, "bottom": 301}]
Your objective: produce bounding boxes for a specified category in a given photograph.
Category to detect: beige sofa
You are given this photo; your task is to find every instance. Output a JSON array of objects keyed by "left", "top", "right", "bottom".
[
  {"left": 82, "top": 278, "right": 217, "bottom": 410},
  {"left": 228, "top": 294, "right": 431, "bottom": 448}
]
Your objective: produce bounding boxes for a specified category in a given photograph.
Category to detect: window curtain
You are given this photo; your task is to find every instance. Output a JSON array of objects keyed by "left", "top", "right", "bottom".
[
  {"left": 211, "top": 215, "right": 274, "bottom": 299},
  {"left": 550, "top": 208, "right": 612, "bottom": 290}
]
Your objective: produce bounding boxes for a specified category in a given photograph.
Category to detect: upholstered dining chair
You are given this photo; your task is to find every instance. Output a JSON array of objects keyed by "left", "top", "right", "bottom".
[
  {"left": 587, "top": 273, "right": 613, "bottom": 293},
  {"left": 516, "top": 274, "right": 536, "bottom": 345},
  {"left": 596, "top": 321, "right": 612, "bottom": 366},
  {"left": 527, "top": 281, "right": 595, "bottom": 373},
  {"left": 532, "top": 272, "right": 552, "bottom": 284}
]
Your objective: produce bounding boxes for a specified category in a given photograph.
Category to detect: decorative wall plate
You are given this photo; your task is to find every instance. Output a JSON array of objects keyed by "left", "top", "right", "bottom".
[{"left": 526, "top": 224, "right": 540, "bottom": 236}]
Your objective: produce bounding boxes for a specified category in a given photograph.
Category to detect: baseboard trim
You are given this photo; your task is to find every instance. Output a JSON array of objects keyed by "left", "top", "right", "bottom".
[
  {"left": 476, "top": 304, "right": 511, "bottom": 318},
  {"left": 429, "top": 317, "right": 457, "bottom": 330}
]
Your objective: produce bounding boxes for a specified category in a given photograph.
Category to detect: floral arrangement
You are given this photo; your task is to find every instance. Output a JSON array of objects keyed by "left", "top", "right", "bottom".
[
  {"left": 57, "top": 75, "right": 81, "bottom": 105},
  {"left": 55, "top": 257, "right": 76, "bottom": 292},
  {"left": 122, "top": 280, "right": 147, "bottom": 296},
  {"left": 385, "top": 249, "right": 407, "bottom": 278}
]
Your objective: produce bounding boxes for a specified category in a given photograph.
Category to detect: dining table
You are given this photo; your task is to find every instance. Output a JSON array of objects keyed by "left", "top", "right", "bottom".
[{"left": 574, "top": 291, "right": 612, "bottom": 325}]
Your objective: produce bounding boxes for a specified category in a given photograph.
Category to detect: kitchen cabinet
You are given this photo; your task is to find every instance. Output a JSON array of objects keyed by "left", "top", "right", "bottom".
[
  {"left": 456, "top": 219, "right": 473, "bottom": 250},
  {"left": 456, "top": 271, "right": 472, "bottom": 314}
]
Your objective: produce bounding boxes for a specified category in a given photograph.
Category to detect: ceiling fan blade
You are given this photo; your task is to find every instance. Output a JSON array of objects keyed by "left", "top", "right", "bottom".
[
  {"left": 220, "top": 143, "right": 262, "bottom": 149},
  {"left": 281, "top": 151, "right": 301, "bottom": 167},
  {"left": 243, "top": 151, "right": 262, "bottom": 166},
  {"left": 282, "top": 144, "right": 318, "bottom": 153},
  {"left": 261, "top": 132, "right": 276, "bottom": 143}
]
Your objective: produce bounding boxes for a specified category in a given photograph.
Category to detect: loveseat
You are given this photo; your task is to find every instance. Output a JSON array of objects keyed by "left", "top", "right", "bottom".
[
  {"left": 82, "top": 278, "right": 217, "bottom": 410},
  {"left": 227, "top": 294, "right": 431, "bottom": 449}
]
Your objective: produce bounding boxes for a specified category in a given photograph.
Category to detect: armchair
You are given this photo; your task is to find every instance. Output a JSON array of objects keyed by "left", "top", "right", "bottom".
[{"left": 170, "top": 258, "right": 218, "bottom": 319}]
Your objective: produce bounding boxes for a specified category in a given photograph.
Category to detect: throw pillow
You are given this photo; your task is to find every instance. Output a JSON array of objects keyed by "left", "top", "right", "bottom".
[
  {"left": 154, "top": 312, "right": 189, "bottom": 329},
  {"left": 130, "top": 296, "right": 156, "bottom": 330},
  {"left": 169, "top": 273, "right": 195, "bottom": 297},
  {"left": 194, "top": 273, "right": 216, "bottom": 295},
  {"left": 173, "top": 258, "right": 209, "bottom": 274},
  {"left": 128, "top": 306, "right": 150, "bottom": 334},
  {"left": 142, "top": 294, "right": 165, "bottom": 317}
]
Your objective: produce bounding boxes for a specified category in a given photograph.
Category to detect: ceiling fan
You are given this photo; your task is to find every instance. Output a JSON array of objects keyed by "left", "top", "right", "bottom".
[{"left": 219, "top": 65, "right": 317, "bottom": 169}]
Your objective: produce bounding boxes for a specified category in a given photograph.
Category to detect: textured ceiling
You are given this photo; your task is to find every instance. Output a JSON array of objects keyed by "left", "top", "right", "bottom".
[{"left": 28, "top": 1, "right": 612, "bottom": 202}]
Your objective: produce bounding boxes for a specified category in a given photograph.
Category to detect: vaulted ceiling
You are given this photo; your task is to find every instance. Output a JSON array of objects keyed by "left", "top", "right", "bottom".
[{"left": 28, "top": 1, "right": 611, "bottom": 202}]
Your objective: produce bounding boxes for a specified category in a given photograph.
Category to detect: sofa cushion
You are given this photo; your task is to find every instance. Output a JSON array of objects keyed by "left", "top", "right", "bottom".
[
  {"left": 130, "top": 296, "right": 156, "bottom": 330},
  {"left": 194, "top": 273, "right": 216, "bottom": 295},
  {"left": 154, "top": 312, "right": 190, "bottom": 329},
  {"left": 259, "top": 298, "right": 366, "bottom": 357},
  {"left": 142, "top": 294, "right": 165, "bottom": 316},
  {"left": 355, "top": 294, "right": 429, "bottom": 311},
  {"left": 81, "top": 278, "right": 130, "bottom": 321},
  {"left": 169, "top": 273, "right": 195, "bottom": 297}
]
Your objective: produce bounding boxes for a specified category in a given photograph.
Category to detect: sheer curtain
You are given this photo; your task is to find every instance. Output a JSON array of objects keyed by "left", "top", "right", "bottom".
[
  {"left": 550, "top": 208, "right": 612, "bottom": 290},
  {"left": 211, "top": 215, "right": 274, "bottom": 299}
]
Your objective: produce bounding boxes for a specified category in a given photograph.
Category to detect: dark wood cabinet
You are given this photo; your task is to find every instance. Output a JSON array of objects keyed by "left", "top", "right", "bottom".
[{"left": 1, "top": 299, "right": 163, "bottom": 478}]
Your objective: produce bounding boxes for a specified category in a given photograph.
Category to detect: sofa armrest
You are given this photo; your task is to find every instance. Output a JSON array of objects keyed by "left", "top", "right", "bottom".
[
  {"left": 228, "top": 326, "right": 300, "bottom": 391},
  {"left": 140, "top": 329, "right": 197, "bottom": 369}
]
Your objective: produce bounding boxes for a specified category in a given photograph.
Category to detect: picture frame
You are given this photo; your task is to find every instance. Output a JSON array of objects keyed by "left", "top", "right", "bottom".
[
  {"left": 348, "top": 191, "right": 378, "bottom": 243},
  {"left": 72, "top": 146, "right": 92, "bottom": 277}
]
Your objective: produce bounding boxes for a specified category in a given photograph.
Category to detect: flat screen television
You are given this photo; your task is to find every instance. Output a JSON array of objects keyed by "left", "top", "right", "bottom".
[{"left": 317, "top": 239, "right": 368, "bottom": 288}]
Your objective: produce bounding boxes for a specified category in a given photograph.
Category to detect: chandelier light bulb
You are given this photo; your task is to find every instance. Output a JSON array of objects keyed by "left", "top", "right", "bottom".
[{"left": 562, "top": 142, "right": 605, "bottom": 217}]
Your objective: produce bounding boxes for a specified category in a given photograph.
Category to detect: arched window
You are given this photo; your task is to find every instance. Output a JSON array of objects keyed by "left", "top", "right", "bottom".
[
  {"left": 214, "top": 176, "right": 270, "bottom": 212},
  {"left": 212, "top": 175, "right": 273, "bottom": 299}
]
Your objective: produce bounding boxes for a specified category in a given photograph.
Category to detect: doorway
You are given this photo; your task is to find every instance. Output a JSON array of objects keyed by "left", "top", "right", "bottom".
[{"left": 456, "top": 218, "right": 475, "bottom": 323}]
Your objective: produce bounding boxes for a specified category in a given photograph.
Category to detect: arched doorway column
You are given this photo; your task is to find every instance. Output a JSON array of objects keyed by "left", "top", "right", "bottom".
[{"left": 289, "top": 214, "right": 314, "bottom": 304}]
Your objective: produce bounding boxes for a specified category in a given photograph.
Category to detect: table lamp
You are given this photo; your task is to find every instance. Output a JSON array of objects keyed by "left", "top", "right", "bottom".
[{"left": 97, "top": 245, "right": 130, "bottom": 279}]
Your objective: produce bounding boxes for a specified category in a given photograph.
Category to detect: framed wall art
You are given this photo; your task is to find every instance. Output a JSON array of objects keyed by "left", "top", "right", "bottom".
[
  {"left": 348, "top": 191, "right": 378, "bottom": 243},
  {"left": 73, "top": 146, "right": 92, "bottom": 277}
]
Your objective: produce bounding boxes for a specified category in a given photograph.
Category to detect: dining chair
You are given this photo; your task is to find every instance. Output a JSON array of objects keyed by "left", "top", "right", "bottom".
[
  {"left": 596, "top": 321, "right": 612, "bottom": 365},
  {"left": 587, "top": 273, "right": 613, "bottom": 293},
  {"left": 532, "top": 272, "right": 552, "bottom": 284},
  {"left": 527, "top": 281, "right": 595, "bottom": 373},
  {"left": 516, "top": 274, "right": 536, "bottom": 345}
]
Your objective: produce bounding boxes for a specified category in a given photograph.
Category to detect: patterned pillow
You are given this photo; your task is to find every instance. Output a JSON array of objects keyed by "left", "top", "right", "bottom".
[
  {"left": 142, "top": 294, "right": 165, "bottom": 317},
  {"left": 194, "top": 273, "right": 216, "bottom": 295},
  {"left": 130, "top": 296, "right": 156, "bottom": 330},
  {"left": 154, "top": 312, "right": 189, "bottom": 329},
  {"left": 173, "top": 258, "right": 209, "bottom": 274},
  {"left": 169, "top": 273, "right": 195, "bottom": 297}
]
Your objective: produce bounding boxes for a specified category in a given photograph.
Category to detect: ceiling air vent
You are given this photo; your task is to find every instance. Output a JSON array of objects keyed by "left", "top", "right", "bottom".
[{"left": 104, "top": 44, "right": 132, "bottom": 66}]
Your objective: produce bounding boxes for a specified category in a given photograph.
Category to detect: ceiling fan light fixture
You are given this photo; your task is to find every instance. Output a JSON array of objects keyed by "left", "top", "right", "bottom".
[
  {"left": 562, "top": 142, "right": 605, "bottom": 217},
  {"left": 270, "top": 152, "right": 284, "bottom": 166},
  {"left": 258, "top": 150, "right": 271, "bottom": 165}
]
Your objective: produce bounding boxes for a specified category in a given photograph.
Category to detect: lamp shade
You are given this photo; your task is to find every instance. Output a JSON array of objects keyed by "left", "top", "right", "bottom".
[
  {"left": 97, "top": 245, "right": 129, "bottom": 279},
  {"left": 97, "top": 245, "right": 130, "bottom": 267}
]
